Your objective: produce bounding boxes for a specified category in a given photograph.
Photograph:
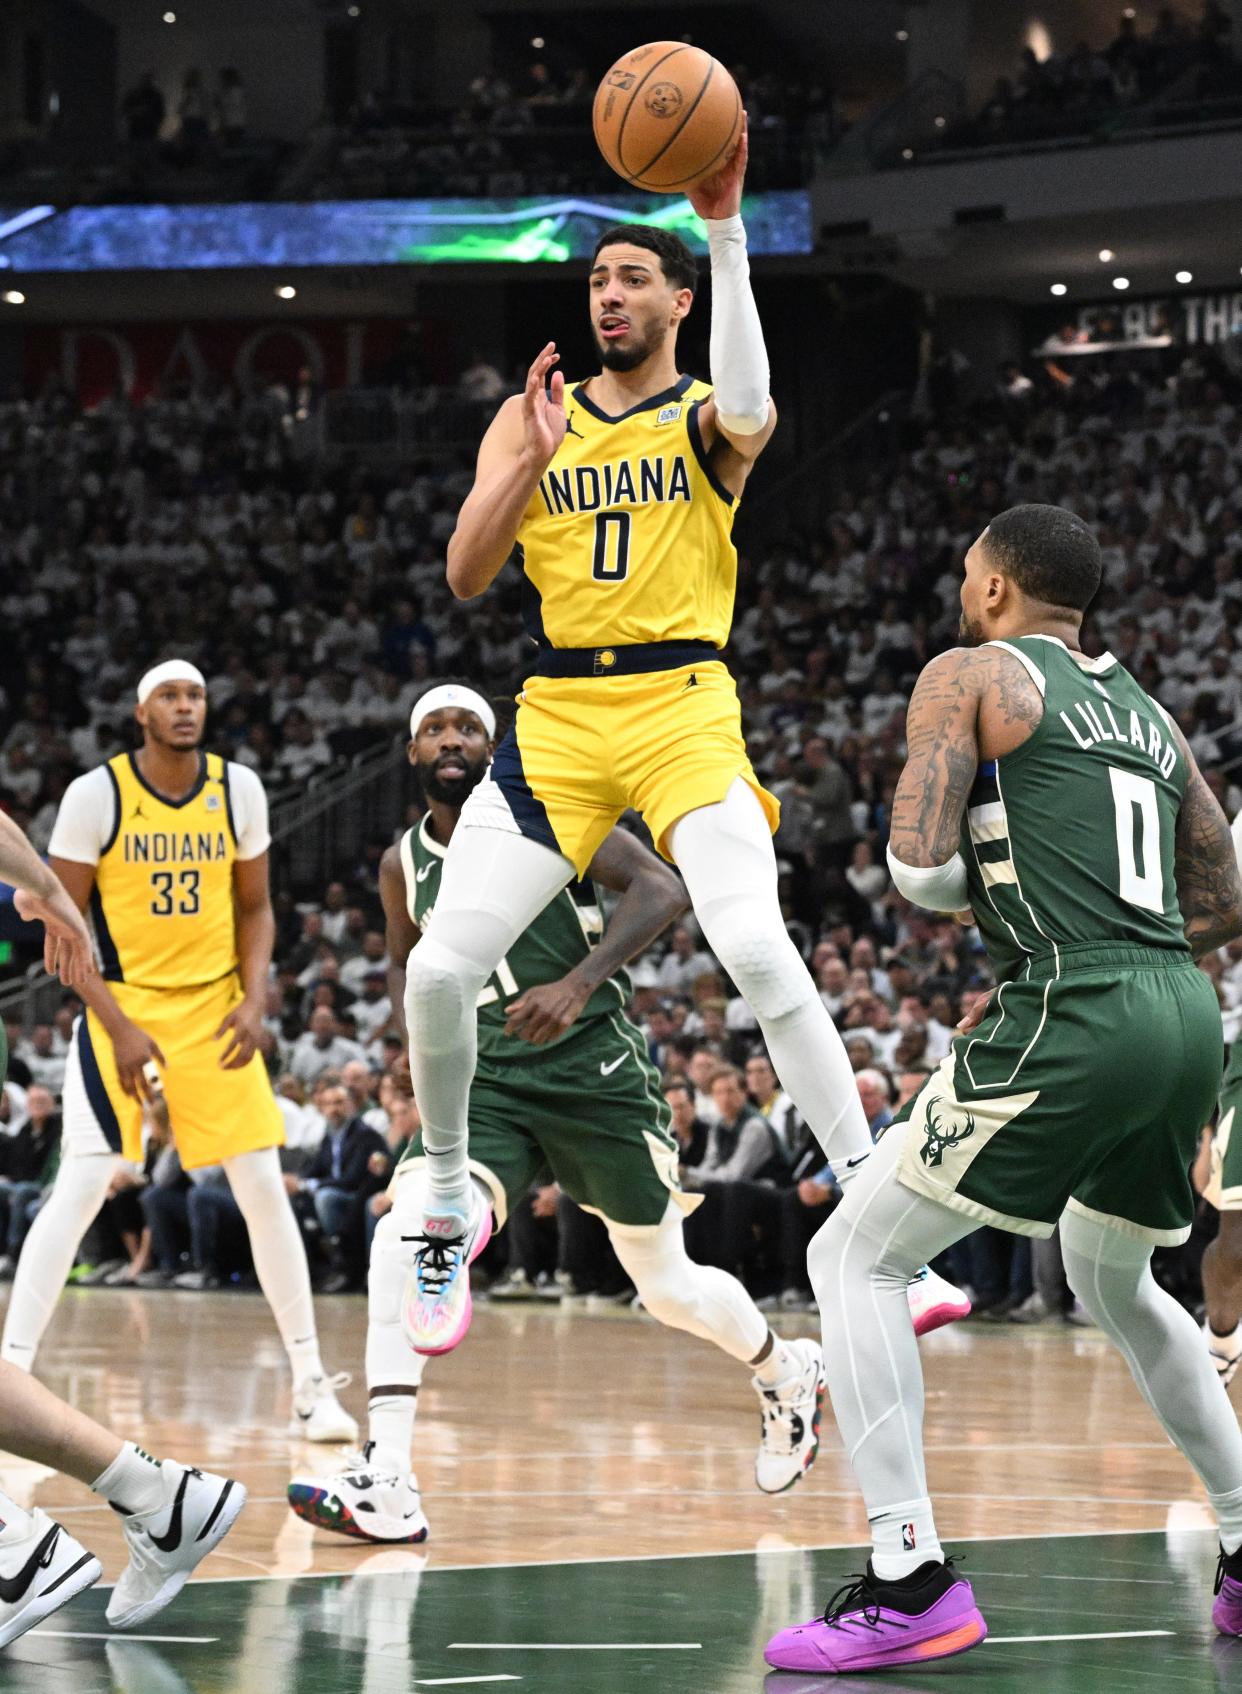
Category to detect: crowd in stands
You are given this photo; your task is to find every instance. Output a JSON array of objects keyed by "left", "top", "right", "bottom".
[
  {"left": 926, "top": 2, "right": 1242, "bottom": 158},
  {"left": 1, "top": 334, "right": 1242, "bottom": 1318},
  {"left": 306, "top": 61, "right": 827, "bottom": 201}
]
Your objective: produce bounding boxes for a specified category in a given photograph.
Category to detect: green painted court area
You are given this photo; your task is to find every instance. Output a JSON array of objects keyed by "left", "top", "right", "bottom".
[{"left": 1, "top": 1530, "right": 1238, "bottom": 1693}]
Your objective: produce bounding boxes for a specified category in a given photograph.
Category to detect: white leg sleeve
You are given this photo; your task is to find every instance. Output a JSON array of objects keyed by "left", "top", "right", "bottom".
[
  {"left": 365, "top": 1210, "right": 427, "bottom": 1464},
  {"left": 1060, "top": 1205, "right": 1242, "bottom": 1509},
  {"left": 0, "top": 1153, "right": 116, "bottom": 1370},
  {"left": 808, "top": 1123, "right": 971, "bottom": 1555},
  {"left": 607, "top": 1199, "right": 768, "bottom": 1364},
  {"left": 222, "top": 1147, "right": 323, "bottom": 1386},
  {"left": 669, "top": 779, "right": 873, "bottom": 1175},
  {"left": 405, "top": 822, "right": 572, "bottom": 1212}
]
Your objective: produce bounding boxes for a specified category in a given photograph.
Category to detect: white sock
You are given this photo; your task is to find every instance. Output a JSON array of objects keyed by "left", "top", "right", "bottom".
[
  {"left": 1209, "top": 1482, "right": 1242, "bottom": 1556},
  {"left": 870, "top": 1497, "right": 944, "bottom": 1580},
  {"left": 1, "top": 1154, "right": 115, "bottom": 1368},
  {"left": 752, "top": 1337, "right": 799, "bottom": 1388},
  {"left": 222, "top": 1147, "right": 324, "bottom": 1386},
  {"left": 367, "top": 1395, "right": 418, "bottom": 1472},
  {"left": 366, "top": 1204, "right": 431, "bottom": 1469},
  {"left": 92, "top": 1442, "right": 167, "bottom": 1517}
]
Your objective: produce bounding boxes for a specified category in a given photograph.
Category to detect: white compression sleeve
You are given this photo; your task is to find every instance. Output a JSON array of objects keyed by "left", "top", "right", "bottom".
[
  {"left": 705, "top": 215, "right": 770, "bottom": 434},
  {"left": 1, "top": 1153, "right": 115, "bottom": 1369},
  {"left": 222, "top": 1147, "right": 323, "bottom": 1386},
  {"left": 607, "top": 1200, "right": 768, "bottom": 1364},
  {"left": 886, "top": 847, "right": 970, "bottom": 914}
]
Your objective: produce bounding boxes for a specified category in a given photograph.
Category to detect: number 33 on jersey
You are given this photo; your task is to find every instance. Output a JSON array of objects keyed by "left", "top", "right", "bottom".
[{"left": 516, "top": 375, "right": 737, "bottom": 650}]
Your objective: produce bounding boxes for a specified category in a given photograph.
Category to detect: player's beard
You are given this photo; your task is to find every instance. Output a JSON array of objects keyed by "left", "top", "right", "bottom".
[
  {"left": 147, "top": 722, "right": 204, "bottom": 751},
  {"left": 958, "top": 611, "right": 986, "bottom": 646},
  {"left": 595, "top": 318, "right": 665, "bottom": 372},
  {"left": 419, "top": 752, "right": 488, "bottom": 807}
]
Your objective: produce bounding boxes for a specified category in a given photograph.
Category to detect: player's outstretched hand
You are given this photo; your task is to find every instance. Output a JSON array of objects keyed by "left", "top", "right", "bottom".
[
  {"left": 214, "top": 999, "right": 263, "bottom": 1070},
  {"left": 686, "top": 111, "right": 747, "bottom": 222},
  {"left": 521, "top": 341, "right": 567, "bottom": 468},
  {"left": 505, "top": 975, "right": 591, "bottom": 1045},
  {"left": 14, "top": 882, "right": 95, "bottom": 990}
]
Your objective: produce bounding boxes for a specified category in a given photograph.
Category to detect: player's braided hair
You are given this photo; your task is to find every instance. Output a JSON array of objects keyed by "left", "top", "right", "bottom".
[
  {"left": 590, "top": 224, "right": 698, "bottom": 294},
  {"left": 983, "top": 503, "right": 1102, "bottom": 613}
]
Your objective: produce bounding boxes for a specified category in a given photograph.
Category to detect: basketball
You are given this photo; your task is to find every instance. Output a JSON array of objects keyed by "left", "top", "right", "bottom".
[{"left": 593, "top": 41, "right": 743, "bottom": 194}]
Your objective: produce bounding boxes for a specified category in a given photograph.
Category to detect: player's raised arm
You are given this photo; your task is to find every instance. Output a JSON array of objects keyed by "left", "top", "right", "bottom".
[
  {"left": 503, "top": 829, "right": 689, "bottom": 1046},
  {"left": 1173, "top": 754, "right": 1242, "bottom": 960},
  {"left": 446, "top": 343, "right": 567, "bottom": 601},
  {"left": 687, "top": 116, "right": 778, "bottom": 482}
]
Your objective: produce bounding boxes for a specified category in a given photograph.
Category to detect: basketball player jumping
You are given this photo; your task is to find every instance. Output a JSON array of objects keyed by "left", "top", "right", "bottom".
[
  {"left": 287, "top": 683, "right": 966, "bottom": 1538},
  {"left": 396, "top": 124, "right": 878, "bottom": 1351},
  {"left": 0, "top": 809, "right": 243, "bottom": 1646},
  {"left": 1, "top": 660, "right": 355, "bottom": 1443},
  {"left": 766, "top": 505, "right": 1242, "bottom": 1674},
  {"left": 1201, "top": 810, "right": 1242, "bottom": 1387}
]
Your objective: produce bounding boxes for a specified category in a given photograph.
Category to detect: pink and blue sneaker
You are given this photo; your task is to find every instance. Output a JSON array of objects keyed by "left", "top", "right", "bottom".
[
  {"left": 764, "top": 1557, "right": 986, "bottom": 1675},
  {"left": 401, "top": 1193, "right": 493, "bottom": 1356},
  {"left": 1214, "top": 1545, "right": 1242, "bottom": 1636}
]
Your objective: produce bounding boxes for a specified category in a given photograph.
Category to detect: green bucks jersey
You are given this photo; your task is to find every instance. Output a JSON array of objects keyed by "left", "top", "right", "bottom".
[
  {"left": 963, "top": 635, "right": 1190, "bottom": 982},
  {"left": 400, "top": 814, "right": 630, "bottom": 1062}
]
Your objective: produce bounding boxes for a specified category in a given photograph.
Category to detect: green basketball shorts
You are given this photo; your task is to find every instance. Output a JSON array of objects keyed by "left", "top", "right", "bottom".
[
  {"left": 893, "top": 944, "right": 1222, "bottom": 1247},
  {"left": 397, "top": 1010, "right": 694, "bottom": 1228},
  {"left": 1207, "top": 1034, "right": 1242, "bottom": 1213}
]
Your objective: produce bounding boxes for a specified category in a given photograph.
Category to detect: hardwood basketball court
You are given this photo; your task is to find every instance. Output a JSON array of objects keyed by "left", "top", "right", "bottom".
[{"left": 0, "top": 1287, "right": 1235, "bottom": 1690}]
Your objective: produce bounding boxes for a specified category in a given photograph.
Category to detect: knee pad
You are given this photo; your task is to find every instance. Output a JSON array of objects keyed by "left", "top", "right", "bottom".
[
  {"left": 404, "top": 937, "right": 481, "bottom": 1052},
  {"left": 698, "top": 899, "right": 810, "bottom": 1021}
]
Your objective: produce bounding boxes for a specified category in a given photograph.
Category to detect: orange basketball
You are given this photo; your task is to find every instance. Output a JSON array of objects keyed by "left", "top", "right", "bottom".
[{"left": 593, "top": 41, "right": 743, "bottom": 194}]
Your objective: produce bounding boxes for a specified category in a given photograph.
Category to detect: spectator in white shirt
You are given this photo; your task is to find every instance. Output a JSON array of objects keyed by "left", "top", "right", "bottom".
[
  {"left": 657, "top": 926, "right": 716, "bottom": 994},
  {"left": 16, "top": 1025, "right": 66, "bottom": 1094},
  {"left": 289, "top": 1007, "right": 366, "bottom": 1087}
]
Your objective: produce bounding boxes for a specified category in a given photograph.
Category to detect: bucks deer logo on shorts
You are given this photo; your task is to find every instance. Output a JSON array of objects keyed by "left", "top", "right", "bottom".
[{"left": 920, "top": 1097, "right": 976, "bottom": 1169}]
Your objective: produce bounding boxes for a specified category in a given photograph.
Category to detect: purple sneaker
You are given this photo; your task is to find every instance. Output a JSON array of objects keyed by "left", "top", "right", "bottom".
[
  {"left": 764, "top": 1558, "right": 986, "bottom": 1675},
  {"left": 1214, "top": 1546, "right": 1242, "bottom": 1636}
]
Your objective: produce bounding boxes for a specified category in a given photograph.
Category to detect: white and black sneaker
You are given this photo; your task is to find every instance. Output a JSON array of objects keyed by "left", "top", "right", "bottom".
[
  {"left": 106, "top": 1461, "right": 245, "bottom": 1630},
  {"left": 753, "top": 1337, "right": 827, "bottom": 1495},
  {"left": 287, "top": 1442, "right": 430, "bottom": 1544},
  {"left": 0, "top": 1510, "right": 98, "bottom": 1645},
  {"left": 1206, "top": 1319, "right": 1242, "bottom": 1388},
  {"left": 289, "top": 1371, "right": 359, "bottom": 1444},
  {"left": 0, "top": 1506, "right": 100, "bottom": 1647}
]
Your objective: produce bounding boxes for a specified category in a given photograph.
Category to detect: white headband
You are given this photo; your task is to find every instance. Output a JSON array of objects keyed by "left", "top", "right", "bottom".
[
  {"left": 409, "top": 684, "right": 496, "bottom": 741},
  {"left": 137, "top": 660, "right": 207, "bottom": 705}
]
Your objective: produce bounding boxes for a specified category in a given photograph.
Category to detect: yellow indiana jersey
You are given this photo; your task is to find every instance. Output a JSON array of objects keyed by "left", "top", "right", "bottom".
[
  {"left": 516, "top": 374, "right": 737, "bottom": 649},
  {"left": 92, "top": 751, "right": 240, "bottom": 989}
]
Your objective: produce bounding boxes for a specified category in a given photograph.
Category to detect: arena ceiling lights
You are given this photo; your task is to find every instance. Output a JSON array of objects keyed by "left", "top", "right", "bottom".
[{"left": 0, "top": 193, "right": 811, "bottom": 273}]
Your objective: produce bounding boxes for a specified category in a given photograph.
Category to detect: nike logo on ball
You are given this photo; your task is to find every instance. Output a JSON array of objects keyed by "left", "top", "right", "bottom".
[{"left": 599, "top": 1054, "right": 627, "bottom": 1076}]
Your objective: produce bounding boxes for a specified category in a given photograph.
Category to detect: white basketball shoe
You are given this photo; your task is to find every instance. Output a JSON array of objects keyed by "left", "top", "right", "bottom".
[
  {"left": 906, "top": 1266, "right": 972, "bottom": 1336},
  {"left": 753, "top": 1337, "right": 827, "bottom": 1495},
  {"left": 287, "top": 1443, "right": 430, "bottom": 1544},
  {"left": 106, "top": 1462, "right": 245, "bottom": 1630},
  {"left": 289, "top": 1371, "right": 359, "bottom": 1443},
  {"left": 0, "top": 1505, "right": 100, "bottom": 1647},
  {"left": 401, "top": 1191, "right": 494, "bottom": 1356}
]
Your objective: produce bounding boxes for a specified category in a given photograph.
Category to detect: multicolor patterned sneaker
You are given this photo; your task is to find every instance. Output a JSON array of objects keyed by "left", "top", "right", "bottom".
[
  {"left": 401, "top": 1192, "right": 493, "bottom": 1356},
  {"left": 764, "top": 1558, "right": 986, "bottom": 1674},
  {"left": 753, "top": 1338, "right": 826, "bottom": 1495},
  {"left": 906, "top": 1267, "right": 972, "bottom": 1337},
  {"left": 287, "top": 1445, "right": 430, "bottom": 1545},
  {"left": 1214, "top": 1544, "right": 1242, "bottom": 1636}
]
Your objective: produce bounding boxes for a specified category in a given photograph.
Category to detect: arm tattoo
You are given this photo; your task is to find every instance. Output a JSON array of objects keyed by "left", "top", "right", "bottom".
[
  {"left": 1175, "top": 768, "right": 1242, "bottom": 959},
  {"left": 890, "top": 646, "right": 1042, "bottom": 868}
]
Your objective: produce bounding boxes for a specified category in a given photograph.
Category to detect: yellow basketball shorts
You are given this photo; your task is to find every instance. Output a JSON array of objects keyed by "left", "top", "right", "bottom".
[
  {"left": 488, "top": 659, "right": 779, "bottom": 876},
  {"left": 64, "top": 974, "right": 284, "bottom": 1169}
]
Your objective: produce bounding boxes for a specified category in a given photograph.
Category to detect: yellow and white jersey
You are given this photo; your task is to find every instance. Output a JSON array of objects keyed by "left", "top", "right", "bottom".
[
  {"left": 49, "top": 751, "right": 271, "bottom": 989},
  {"left": 516, "top": 374, "right": 738, "bottom": 650}
]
